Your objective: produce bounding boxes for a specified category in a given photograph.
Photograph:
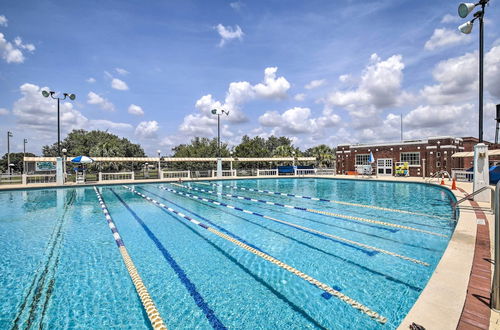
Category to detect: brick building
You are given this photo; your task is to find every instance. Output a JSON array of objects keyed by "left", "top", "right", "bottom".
[{"left": 336, "top": 136, "right": 466, "bottom": 177}]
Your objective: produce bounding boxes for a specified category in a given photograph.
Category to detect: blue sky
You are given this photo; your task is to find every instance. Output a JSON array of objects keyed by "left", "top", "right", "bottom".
[{"left": 1, "top": 0, "right": 499, "bottom": 156}]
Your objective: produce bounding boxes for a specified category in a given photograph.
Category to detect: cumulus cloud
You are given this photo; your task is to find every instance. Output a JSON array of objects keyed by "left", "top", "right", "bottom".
[
  {"left": 259, "top": 107, "right": 340, "bottom": 135},
  {"left": 0, "top": 33, "right": 35, "bottom": 63},
  {"left": 424, "top": 28, "right": 471, "bottom": 51},
  {"left": 0, "top": 108, "right": 9, "bottom": 115},
  {"left": 294, "top": 93, "right": 306, "bottom": 101},
  {"left": 111, "top": 78, "right": 129, "bottom": 90},
  {"left": 86, "top": 77, "right": 96, "bottom": 83},
  {"left": 115, "top": 67, "right": 129, "bottom": 75},
  {"left": 135, "top": 120, "right": 159, "bottom": 138},
  {"left": 87, "top": 92, "right": 115, "bottom": 111},
  {"left": 305, "top": 79, "right": 326, "bottom": 90},
  {"left": 215, "top": 24, "right": 244, "bottom": 47},
  {"left": 11, "top": 83, "right": 131, "bottom": 140},
  {"left": 230, "top": 1, "right": 244, "bottom": 10},
  {"left": 128, "top": 104, "right": 144, "bottom": 116},
  {"left": 0, "top": 15, "right": 7, "bottom": 27}
]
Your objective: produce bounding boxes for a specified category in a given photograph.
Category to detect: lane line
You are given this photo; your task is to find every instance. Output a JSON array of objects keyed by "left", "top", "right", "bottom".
[
  {"left": 93, "top": 187, "right": 167, "bottom": 330},
  {"left": 159, "top": 185, "right": 430, "bottom": 266},
  {"left": 123, "top": 185, "right": 388, "bottom": 324},
  {"left": 110, "top": 189, "right": 227, "bottom": 329},
  {"left": 197, "top": 181, "right": 452, "bottom": 220},
  {"left": 174, "top": 183, "right": 447, "bottom": 238}
]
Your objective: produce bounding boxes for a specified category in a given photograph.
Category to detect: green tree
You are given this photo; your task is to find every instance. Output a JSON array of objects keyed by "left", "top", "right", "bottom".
[
  {"left": 171, "top": 137, "right": 229, "bottom": 170},
  {"left": 304, "top": 144, "right": 335, "bottom": 168},
  {"left": 0, "top": 152, "right": 36, "bottom": 173}
]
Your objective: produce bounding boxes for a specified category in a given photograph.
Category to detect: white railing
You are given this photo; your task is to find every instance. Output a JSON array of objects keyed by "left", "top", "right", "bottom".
[
  {"left": 99, "top": 171, "right": 135, "bottom": 182},
  {"left": 24, "top": 174, "right": 56, "bottom": 184},
  {"left": 315, "top": 168, "right": 336, "bottom": 176},
  {"left": 452, "top": 169, "right": 474, "bottom": 182},
  {"left": 162, "top": 170, "right": 190, "bottom": 179},
  {"left": 0, "top": 173, "right": 22, "bottom": 184},
  {"left": 190, "top": 170, "right": 212, "bottom": 178},
  {"left": 236, "top": 169, "right": 257, "bottom": 177},
  {"left": 211, "top": 170, "right": 237, "bottom": 177},
  {"left": 294, "top": 168, "right": 316, "bottom": 176},
  {"left": 257, "top": 169, "right": 278, "bottom": 176}
]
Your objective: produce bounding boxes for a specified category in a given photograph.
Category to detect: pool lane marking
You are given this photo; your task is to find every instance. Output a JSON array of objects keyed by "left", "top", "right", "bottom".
[
  {"left": 174, "top": 183, "right": 446, "bottom": 238},
  {"left": 123, "top": 185, "right": 388, "bottom": 325},
  {"left": 160, "top": 185, "right": 430, "bottom": 267},
  {"left": 142, "top": 187, "right": 424, "bottom": 293},
  {"left": 93, "top": 187, "right": 167, "bottom": 330},
  {"left": 109, "top": 189, "right": 226, "bottom": 329},
  {"left": 197, "top": 182, "right": 451, "bottom": 220}
]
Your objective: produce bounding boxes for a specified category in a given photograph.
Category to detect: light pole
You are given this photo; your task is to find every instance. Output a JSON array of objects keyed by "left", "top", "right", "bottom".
[
  {"left": 292, "top": 150, "right": 296, "bottom": 167},
  {"left": 157, "top": 150, "right": 161, "bottom": 178},
  {"left": 23, "top": 138, "right": 27, "bottom": 174},
  {"left": 211, "top": 108, "right": 229, "bottom": 178},
  {"left": 457, "top": 1, "right": 489, "bottom": 142},
  {"left": 62, "top": 148, "right": 67, "bottom": 182},
  {"left": 41, "top": 90, "right": 76, "bottom": 156},
  {"left": 7, "top": 131, "right": 12, "bottom": 175},
  {"left": 229, "top": 150, "right": 233, "bottom": 174}
]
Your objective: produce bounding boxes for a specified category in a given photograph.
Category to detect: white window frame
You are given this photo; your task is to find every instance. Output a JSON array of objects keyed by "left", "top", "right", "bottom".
[
  {"left": 400, "top": 152, "right": 420, "bottom": 166},
  {"left": 355, "top": 154, "right": 370, "bottom": 166}
]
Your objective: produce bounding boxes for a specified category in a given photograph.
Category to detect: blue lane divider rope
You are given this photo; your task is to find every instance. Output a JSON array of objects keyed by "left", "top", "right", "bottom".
[
  {"left": 122, "top": 185, "right": 388, "bottom": 325},
  {"left": 158, "top": 185, "right": 430, "bottom": 266}
]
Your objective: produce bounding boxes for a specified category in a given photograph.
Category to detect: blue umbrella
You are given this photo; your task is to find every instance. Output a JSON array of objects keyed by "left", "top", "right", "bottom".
[
  {"left": 369, "top": 152, "right": 375, "bottom": 164},
  {"left": 71, "top": 156, "right": 94, "bottom": 164}
]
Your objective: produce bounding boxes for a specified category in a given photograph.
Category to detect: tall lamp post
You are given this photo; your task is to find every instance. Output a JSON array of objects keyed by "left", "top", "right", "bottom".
[
  {"left": 23, "top": 138, "right": 28, "bottom": 174},
  {"left": 41, "top": 90, "right": 76, "bottom": 156},
  {"left": 457, "top": 1, "right": 489, "bottom": 142},
  {"left": 157, "top": 150, "right": 161, "bottom": 179},
  {"left": 7, "top": 131, "right": 13, "bottom": 175},
  {"left": 211, "top": 108, "right": 229, "bottom": 178}
]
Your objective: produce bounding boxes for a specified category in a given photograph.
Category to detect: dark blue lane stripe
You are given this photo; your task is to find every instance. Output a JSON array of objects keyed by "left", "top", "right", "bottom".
[
  {"left": 163, "top": 185, "right": 377, "bottom": 256},
  {"left": 109, "top": 189, "right": 226, "bottom": 330},
  {"left": 139, "top": 187, "right": 267, "bottom": 255}
]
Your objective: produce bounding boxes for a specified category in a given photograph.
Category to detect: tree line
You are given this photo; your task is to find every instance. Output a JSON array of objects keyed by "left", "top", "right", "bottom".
[{"left": 1, "top": 129, "right": 335, "bottom": 172}]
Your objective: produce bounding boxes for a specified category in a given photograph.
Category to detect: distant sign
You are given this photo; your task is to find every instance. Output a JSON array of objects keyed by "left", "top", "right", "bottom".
[{"left": 36, "top": 161, "right": 56, "bottom": 171}]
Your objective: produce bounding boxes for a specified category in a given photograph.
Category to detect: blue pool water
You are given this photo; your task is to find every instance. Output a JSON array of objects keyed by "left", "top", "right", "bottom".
[{"left": 0, "top": 178, "right": 457, "bottom": 329}]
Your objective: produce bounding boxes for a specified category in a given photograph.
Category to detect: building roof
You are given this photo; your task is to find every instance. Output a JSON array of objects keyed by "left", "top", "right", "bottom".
[{"left": 451, "top": 149, "right": 500, "bottom": 158}]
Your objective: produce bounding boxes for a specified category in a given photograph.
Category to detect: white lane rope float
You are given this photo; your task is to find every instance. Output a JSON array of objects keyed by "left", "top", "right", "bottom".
[
  {"left": 123, "top": 185, "right": 388, "bottom": 324},
  {"left": 161, "top": 184, "right": 430, "bottom": 267},
  {"left": 196, "top": 181, "right": 451, "bottom": 221},
  {"left": 173, "top": 183, "right": 447, "bottom": 238},
  {"left": 94, "top": 187, "right": 167, "bottom": 330}
]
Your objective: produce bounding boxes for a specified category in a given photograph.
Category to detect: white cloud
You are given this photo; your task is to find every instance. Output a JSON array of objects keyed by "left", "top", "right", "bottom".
[
  {"left": 230, "top": 1, "right": 244, "bottom": 10},
  {"left": 441, "top": 14, "right": 460, "bottom": 24},
  {"left": 253, "top": 67, "right": 290, "bottom": 99},
  {"left": 86, "top": 77, "right": 96, "bottom": 83},
  {"left": 0, "top": 15, "right": 8, "bottom": 27},
  {"left": 215, "top": 24, "right": 244, "bottom": 47},
  {"left": 128, "top": 104, "right": 144, "bottom": 116},
  {"left": 339, "top": 74, "right": 351, "bottom": 83},
  {"left": 0, "top": 32, "right": 35, "bottom": 63},
  {"left": 135, "top": 120, "right": 159, "bottom": 138},
  {"left": 111, "top": 78, "right": 129, "bottom": 90},
  {"left": 11, "top": 83, "right": 131, "bottom": 140},
  {"left": 485, "top": 45, "right": 500, "bottom": 98},
  {"left": 259, "top": 106, "right": 340, "bottom": 135},
  {"left": 323, "top": 53, "right": 406, "bottom": 128},
  {"left": 115, "top": 67, "right": 129, "bottom": 75},
  {"left": 87, "top": 92, "right": 115, "bottom": 111},
  {"left": 305, "top": 79, "right": 326, "bottom": 90},
  {"left": 0, "top": 108, "right": 9, "bottom": 115},
  {"left": 424, "top": 28, "right": 471, "bottom": 51},
  {"left": 294, "top": 93, "right": 306, "bottom": 101}
]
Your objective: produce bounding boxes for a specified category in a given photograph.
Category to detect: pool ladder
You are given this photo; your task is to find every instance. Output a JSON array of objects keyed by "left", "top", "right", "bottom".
[{"left": 452, "top": 185, "right": 495, "bottom": 219}]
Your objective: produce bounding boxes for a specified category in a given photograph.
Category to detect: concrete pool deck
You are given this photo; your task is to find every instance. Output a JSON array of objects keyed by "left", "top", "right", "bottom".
[{"left": 0, "top": 174, "right": 498, "bottom": 328}]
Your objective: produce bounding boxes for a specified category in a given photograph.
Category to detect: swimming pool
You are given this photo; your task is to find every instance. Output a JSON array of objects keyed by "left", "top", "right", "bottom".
[{"left": 0, "top": 178, "right": 456, "bottom": 329}]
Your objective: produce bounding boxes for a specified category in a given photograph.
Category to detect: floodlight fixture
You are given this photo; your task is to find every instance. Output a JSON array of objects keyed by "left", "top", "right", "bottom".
[
  {"left": 458, "top": 21, "right": 474, "bottom": 34},
  {"left": 458, "top": 2, "right": 476, "bottom": 18}
]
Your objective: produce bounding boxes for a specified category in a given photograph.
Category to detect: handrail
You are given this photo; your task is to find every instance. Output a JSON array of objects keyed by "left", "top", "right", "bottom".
[
  {"left": 425, "top": 170, "right": 451, "bottom": 183},
  {"left": 453, "top": 185, "right": 495, "bottom": 219},
  {"left": 491, "top": 181, "right": 500, "bottom": 310}
]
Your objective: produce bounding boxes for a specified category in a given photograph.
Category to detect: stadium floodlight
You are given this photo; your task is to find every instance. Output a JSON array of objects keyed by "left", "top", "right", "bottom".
[
  {"left": 458, "top": 21, "right": 474, "bottom": 34},
  {"left": 458, "top": 2, "right": 476, "bottom": 18},
  {"left": 41, "top": 90, "right": 76, "bottom": 156}
]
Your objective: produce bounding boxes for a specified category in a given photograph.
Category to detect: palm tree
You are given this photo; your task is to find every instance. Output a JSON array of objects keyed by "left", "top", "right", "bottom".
[{"left": 306, "top": 144, "right": 334, "bottom": 168}]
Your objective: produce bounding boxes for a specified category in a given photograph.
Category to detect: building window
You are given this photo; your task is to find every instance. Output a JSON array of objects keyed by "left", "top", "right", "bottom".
[
  {"left": 400, "top": 152, "right": 420, "bottom": 165},
  {"left": 437, "top": 152, "right": 441, "bottom": 157},
  {"left": 355, "top": 154, "right": 370, "bottom": 165}
]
